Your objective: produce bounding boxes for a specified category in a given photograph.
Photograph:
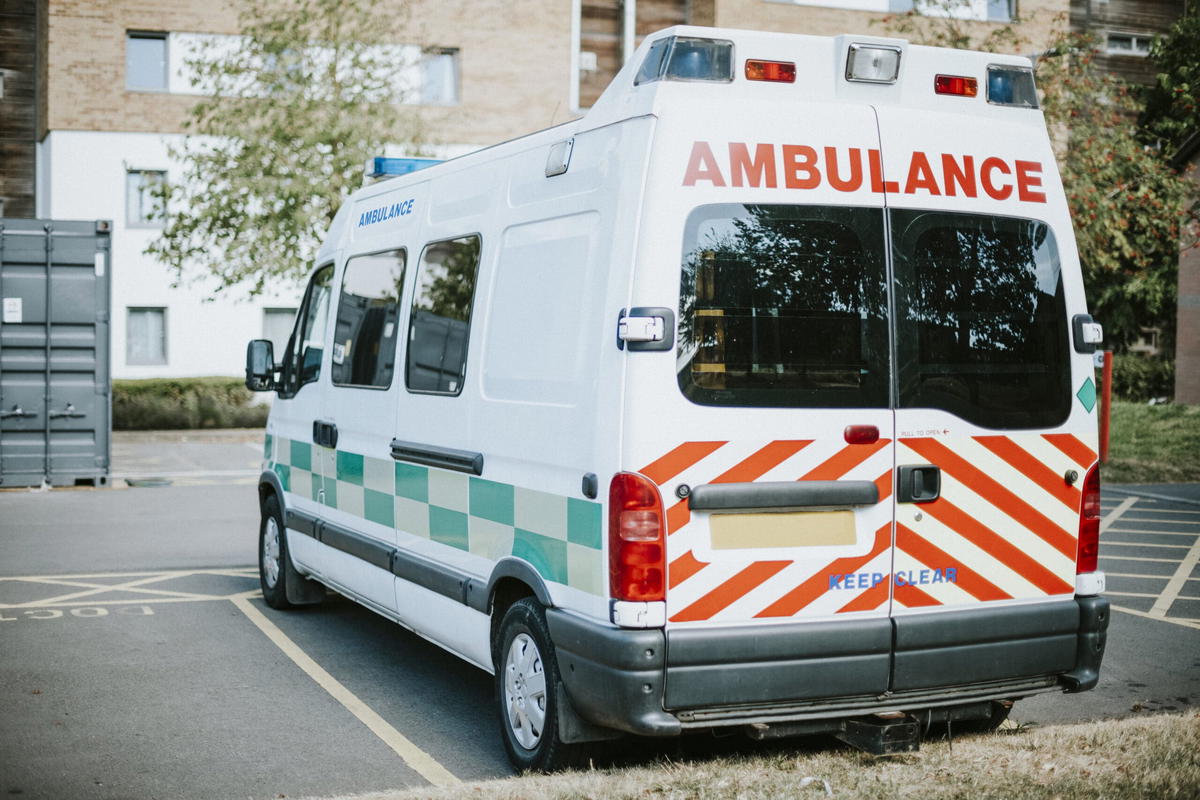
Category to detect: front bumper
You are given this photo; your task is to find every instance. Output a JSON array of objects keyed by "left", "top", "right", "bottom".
[{"left": 548, "top": 595, "right": 1110, "bottom": 737}]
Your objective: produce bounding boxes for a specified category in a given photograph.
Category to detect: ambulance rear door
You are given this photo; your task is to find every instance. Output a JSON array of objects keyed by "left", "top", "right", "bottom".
[
  {"left": 874, "top": 94, "right": 1097, "bottom": 692},
  {"left": 629, "top": 97, "right": 899, "bottom": 711}
]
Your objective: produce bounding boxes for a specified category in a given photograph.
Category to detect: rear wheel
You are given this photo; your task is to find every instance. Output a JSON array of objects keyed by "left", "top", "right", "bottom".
[
  {"left": 495, "top": 598, "right": 593, "bottom": 772},
  {"left": 259, "top": 494, "right": 292, "bottom": 609}
]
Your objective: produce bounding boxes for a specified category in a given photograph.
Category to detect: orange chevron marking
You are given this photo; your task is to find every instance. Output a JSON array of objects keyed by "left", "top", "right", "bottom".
[
  {"left": 711, "top": 439, "right": 814, "bottom": 483},
  {"left": 1042, "top": 433, "right": 1097, "bottom": 468},
  {"left": 894, "top": 583, "right": 940, "bottom": 608},
  {"left": 669, "top": 550, "right": 708, "bottom": 589},
  {"left": 640, "top": 441, "right": 726, "bottom": 485},
  {"left": 755, "top": 522, "right": 893, "bottom": 618},
  {"left": 666, "top": 500, "right": 690, "bottom": 535},
  {"left": 800, "top": 438, "right": 890, "bottom": 481},
  {"left": 903, "top": 437, "right": 1076, "bottom": 559},
  {"left": 974, "top": 436, "right": 1081, "bottom": 510},
  {"left": 671, "top": 560, "right": 791, "bottom": 622},
  {"left": 921, "top": 498, "right": 1074, "bottom": 595},
  {"left": 874, "top": 469, "right": 894, "bottom": 503},
  {"left": 896, "top": 523, "right": 1011, "bottom": 601},
  {"left": 837, "top": 578, "right": 890, "bottom": 613}
]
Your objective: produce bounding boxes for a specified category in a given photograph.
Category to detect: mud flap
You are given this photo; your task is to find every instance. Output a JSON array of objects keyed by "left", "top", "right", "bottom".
[
  {"left": 556, "top": 684, "right": 623, "bottom": 744},
  {"left": 284, "top": 554, "right": 326, "bottom": 605}
]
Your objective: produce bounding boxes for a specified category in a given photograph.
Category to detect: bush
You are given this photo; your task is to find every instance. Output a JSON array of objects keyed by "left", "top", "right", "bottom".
[
  {"left": 112, "top": 377, "right": 269, "bottom": 430},
  {"left": 1111, "top": 354, "right": 1175, "bottom": 403}
]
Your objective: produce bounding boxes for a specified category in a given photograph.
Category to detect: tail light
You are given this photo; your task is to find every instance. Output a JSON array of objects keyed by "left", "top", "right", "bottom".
[
  {"left": 609, "top": 472, "right": 666, "bottom": 602},
  {"left": 745, "top": 59, "right": 796, "bottom": 83},
  {"left": 934, "top": 74, "right": 978, "bottom": 97},
  {"left": 1077, "top": 463, "right": 1101, "bottom": 574}
]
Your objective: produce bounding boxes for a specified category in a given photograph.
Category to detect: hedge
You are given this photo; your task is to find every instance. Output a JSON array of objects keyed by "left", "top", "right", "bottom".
[
  {"left": 112, "top": 377, "right": 269, "bottom": 430},
  {"left": 1111, "top": 355, "right": 1175, "bottom": 403}
]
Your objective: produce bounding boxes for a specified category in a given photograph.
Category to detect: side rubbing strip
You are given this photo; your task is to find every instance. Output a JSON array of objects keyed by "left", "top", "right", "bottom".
[
  {"left": 688, "top": 480, "right": 879, "bottom": 511},
  {"left": 286, "top": 509, "right": 318, "bottom": 537},
  {"left": 391, "top": 439, "right": 484, "bottom": 476}
]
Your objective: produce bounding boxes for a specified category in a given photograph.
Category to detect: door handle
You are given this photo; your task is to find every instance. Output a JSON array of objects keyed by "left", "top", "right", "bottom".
[
  {"left": 0, "top": 404, "right": 36, "bottom": 420},
  {"left": 312, "top": 420, "right": 338, "bottom": 449},
  {"left": 48, "top": 402, "right": 86, "bottom": 419},
  {"left": 897, "top": 464, "right": 940, "bottom": 504}
]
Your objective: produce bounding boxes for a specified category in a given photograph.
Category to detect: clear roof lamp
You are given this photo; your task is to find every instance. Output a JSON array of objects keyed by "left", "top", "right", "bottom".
[
  {"left": 635, "top": 36, "right": 734, "bottom": 85},
  {"left": 846, "top": 44, "right": 901, "bottom": 84}
]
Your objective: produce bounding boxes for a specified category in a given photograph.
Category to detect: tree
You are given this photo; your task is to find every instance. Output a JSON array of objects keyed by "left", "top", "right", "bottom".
[
  {"left": 146, "top": 0, "right": 426, "bottom": 298},
  {"left": 1141, "top": 9, "right": 1200, "bottom": 155},
  {"left": 872, "top": 0, "right": 1028, "bottom": 54},
  {"left": 1037, "top": 34, "right": 1194, "bottom": 350}
]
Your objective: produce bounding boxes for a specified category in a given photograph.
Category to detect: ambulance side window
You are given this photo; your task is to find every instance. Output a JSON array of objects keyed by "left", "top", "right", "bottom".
[
  {"left": 405, "top": 235, "right": 482, "bottom": 395},
  {"left": 279, "top": 264, "right": 334, "bottom": 398},
  {"left": 331, "top": 249, "right": 406, "bottom": 389},
  {"left": 891, "top": 211, "right": 1070, "bottom": 429}
]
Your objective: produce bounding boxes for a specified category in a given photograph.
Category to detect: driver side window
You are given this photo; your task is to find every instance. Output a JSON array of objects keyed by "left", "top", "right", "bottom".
[{"left": 280, "top": 264, "right": 334, "bottom": 397}]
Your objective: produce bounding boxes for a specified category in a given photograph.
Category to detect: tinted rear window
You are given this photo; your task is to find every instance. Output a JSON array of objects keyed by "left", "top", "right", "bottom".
[
  {"left": 676, "top": 204, "right": 890, "bottom": 408},
  {"left": 892, "top": 210, "right": 1071, "bottom": 429}
]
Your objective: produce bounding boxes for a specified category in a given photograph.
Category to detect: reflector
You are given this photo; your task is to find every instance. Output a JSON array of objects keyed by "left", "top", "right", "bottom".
[
  {"left": 745, "top": 59, "right": 796, "bottom": 83},
  {"left": 935, "top": 74, "right": 978, "bottom": 97}
]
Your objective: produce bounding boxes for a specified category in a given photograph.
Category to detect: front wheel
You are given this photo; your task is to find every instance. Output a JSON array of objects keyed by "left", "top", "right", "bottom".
[
  {"left": 495, "top": 598, "right": 592, "bottom": 772},
  {"left": 259, "top": 494, "right": 292, "bottom": 609}
]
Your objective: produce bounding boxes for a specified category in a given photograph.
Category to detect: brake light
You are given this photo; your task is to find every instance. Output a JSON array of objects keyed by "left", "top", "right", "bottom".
[
  {"left": 745, "top": 60, "right": 796, "bottom": 83},
  {"left": 609, "top": 472, "right": 666, "bottom": 602},
  {"left": 935, "top": 74, "right": 978, "bottom": 97},
  {"left": 1077, "top": 463, "right": 1101, "bottom": 574},
  {"left": 844, "top": 424, "right": 880, "bottom": 445}
]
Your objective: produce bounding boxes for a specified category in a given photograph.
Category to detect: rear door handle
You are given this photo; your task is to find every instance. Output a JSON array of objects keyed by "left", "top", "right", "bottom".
[
  {"left": 897, "top": 465, "right": 940, "bottom": 503},
  {"left": 312, "top": 420, "right": 338, "bottom": 449}
]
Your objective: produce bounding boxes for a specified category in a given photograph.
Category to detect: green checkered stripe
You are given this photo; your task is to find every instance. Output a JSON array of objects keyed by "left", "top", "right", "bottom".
[{"left": 266, "top": 435, "right": 604, "bottom": 595}]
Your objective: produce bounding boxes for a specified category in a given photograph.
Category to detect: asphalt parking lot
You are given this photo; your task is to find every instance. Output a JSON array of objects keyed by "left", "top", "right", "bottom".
[{"left": 1, "top": 432, "right": 1198, "bottom": 799}]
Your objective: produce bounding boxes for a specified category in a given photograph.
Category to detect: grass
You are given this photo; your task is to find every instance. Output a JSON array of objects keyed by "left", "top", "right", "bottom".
[
  {"left": 1105, "top": 401, "right": 1200, "bottom": 483},
  {"left": 318, "top": 713, "right": 1200, "bottom": 800}
]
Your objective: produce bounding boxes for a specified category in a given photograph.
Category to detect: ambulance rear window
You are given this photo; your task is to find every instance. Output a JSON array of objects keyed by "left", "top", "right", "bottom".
[
  {"left": 892, "top": 211, "right": 1070, "bottom": 429},
  {"left": 676, "top": 204, "right": 890, "bottom": 408}
]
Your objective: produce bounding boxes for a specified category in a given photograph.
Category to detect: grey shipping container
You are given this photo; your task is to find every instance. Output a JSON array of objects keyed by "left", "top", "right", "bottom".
[{"left": 0, "top": 219, "right": 112, "bottom": 487}]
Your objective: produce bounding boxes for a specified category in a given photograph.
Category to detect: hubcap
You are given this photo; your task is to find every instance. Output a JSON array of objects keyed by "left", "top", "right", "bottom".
[
  {"left": 262, "top": 517, "right": 281, "bottom": 589},
  {"left": 504, "top": 632, "right": 547, "bottom": 750}
]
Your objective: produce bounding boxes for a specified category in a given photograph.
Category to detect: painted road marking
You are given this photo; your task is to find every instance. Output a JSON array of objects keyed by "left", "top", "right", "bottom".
[
  {"left": 1100, "top": 554, "right": 1182, "bottom": 563},
  {"left": 1112, "top": 603, "right": 1200, "bottom": 631},
  {"left": 1101, "top": 496, "right": 1138, "bottom": 531},
  {"left": 0, "top": 569, "right": 258, "bottom": 609},
  {"left": 1106, "top": 528, "right": 1200, "bottom": 537},
  {"left": 230, "top": 596, "right": 460, "bottom": 788},
  {"left": 1151, "top": 529, "right": 1200, "bottom": 618}
]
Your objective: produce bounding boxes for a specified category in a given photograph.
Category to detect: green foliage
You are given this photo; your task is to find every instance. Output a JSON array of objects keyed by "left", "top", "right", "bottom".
[
  {"left": 1142, "top": 10, "right": 1200, "bottom": 155},
  {"left": 1110, "top": 354, "right": 1176, "bottom": 402},
  {"left": 145, "top": 0, "right": 425, "bottom": 297},
  {"left": 113, "top": 378, "right": 269, "bottom": 430},
  {"left": 1036, "top": 34, "right": 1193, "bottom": 351}
]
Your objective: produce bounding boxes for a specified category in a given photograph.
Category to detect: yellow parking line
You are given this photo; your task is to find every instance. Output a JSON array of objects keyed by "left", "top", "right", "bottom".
[
  {"left": 1151, "top": 532, "right": 1200, "bottom": 618},
  {"left": 1112, "top": 604, "right": 1200, "bottom": 630},
  {"left": 1105, "top": 528, "right": 1200, "bottom": 537},
  {"left": 231, "top": 596, "right": 460, "bottom": 788}
]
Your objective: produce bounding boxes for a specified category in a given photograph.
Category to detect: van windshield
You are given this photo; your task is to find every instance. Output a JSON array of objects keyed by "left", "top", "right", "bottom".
[
  {"left": 676, "top": 204, "right": 1072, "bottom": 429},
  {"left": 676, "top": 204, "right": 891, "bottom": 408}
]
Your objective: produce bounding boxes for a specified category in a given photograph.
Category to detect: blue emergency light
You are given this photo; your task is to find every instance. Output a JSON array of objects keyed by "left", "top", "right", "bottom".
[{"left": 367, "top": 157, "right": 443, "bottom": 179}]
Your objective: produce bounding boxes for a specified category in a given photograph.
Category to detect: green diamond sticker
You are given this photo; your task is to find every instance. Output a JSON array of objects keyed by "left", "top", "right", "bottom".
[{"left": 1076, "top": 377, "right": 1097, "bottom": 413}]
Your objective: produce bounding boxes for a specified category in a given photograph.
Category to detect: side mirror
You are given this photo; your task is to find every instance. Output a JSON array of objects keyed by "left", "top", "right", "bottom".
[{"left": 245, "top": 339, "right": 276, "bottom": 391}]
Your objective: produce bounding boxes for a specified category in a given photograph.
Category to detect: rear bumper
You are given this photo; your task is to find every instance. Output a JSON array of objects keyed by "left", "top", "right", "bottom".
[{"left": 548, "top": 596, "right": 1109, "bottom": 737}]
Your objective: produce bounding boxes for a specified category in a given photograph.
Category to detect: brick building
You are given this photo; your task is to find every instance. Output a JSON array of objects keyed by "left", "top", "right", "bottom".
[{"left": 4, "top": 0, "right": 1066, "bottom": 378}]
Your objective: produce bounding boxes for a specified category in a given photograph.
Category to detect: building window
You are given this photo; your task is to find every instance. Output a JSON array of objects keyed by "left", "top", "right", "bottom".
[
  {"left": 987, "top": 0, "right": 1015, "bottom": 21},
  {"left": 127, "top": 307, "right": 167, "bottom": 366},
  {"left": 263, "top": 308, "right": 298, "bottom": 357},
  {"left": 1106, "top": 33, "right": 1153, "bottom": 56},
  {"left": 421, "top": 48, "right": 459, "bottom": 105},
  {"left": 126, "top": 170, "right": 166, "bottom": 227},
  {"left": 127, "top": 32, "right": 168, "bottom": 91}
]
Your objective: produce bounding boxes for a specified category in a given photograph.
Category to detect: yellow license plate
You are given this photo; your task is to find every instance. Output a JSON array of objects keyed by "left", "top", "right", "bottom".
[{"left": 709, "top": 510, "right": 856, "bottom": 549}]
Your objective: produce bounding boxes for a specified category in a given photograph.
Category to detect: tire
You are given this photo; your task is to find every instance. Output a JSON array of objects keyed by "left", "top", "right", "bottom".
[
  {"left": 495, "top": 598, "right": 591, "bottom": 772},
  {"left": 259, "top": 494, "right": 292, "bottom": 609}
]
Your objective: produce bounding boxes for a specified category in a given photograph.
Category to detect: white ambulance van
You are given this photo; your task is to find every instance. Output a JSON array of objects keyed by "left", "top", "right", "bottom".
[{"left": 245, "top": 26, "right": 1110, "bottom": 771}]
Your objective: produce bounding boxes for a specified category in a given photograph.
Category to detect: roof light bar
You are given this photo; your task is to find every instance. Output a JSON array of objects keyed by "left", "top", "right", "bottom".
[
  {"left": 635, "top": 36, "right": 735, "bottom": 86},
  {"left": 845, "top": 44, "right": 901, "bottom": 84},
  {"left": 745, "top": 59, "right": 796, "bottom": 83},
  {"left": 366, "top": 157, "right": 442, "bottom": 180},
  {"left": 935, "top": 74, "right": 978, "bottom": 97},
  {"left": 987, "top": 65, "right": 1039, "bottom": 108}
]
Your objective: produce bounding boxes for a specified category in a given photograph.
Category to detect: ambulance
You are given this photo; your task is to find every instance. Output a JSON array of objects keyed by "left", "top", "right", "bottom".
[{"left": 245, "top": 26, "right": 1109, "bottom": 771}]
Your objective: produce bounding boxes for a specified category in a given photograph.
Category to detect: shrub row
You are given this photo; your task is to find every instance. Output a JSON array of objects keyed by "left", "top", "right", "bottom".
[
  {"left": 112, "top": 377, "right": 268, "bottom": 430},
  {"left": 1111, "top": 355, "right": 1175, "bottom": 403}
]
